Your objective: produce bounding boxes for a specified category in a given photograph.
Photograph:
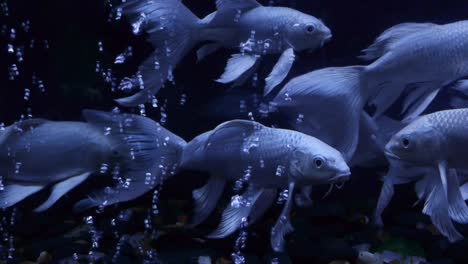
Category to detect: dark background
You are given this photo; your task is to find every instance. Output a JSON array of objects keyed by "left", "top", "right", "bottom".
[{"left": 1, "top": 0, "right": 468, "bottom": 263}]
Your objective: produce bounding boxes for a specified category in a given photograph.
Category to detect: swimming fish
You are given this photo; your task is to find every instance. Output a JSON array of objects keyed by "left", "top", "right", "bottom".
[
  {"left": 264, "top": 66, "right": 370, "bottom": 162},
  {"left": 360, "top": 21, "right": 468, "bottom": 120},
  {"left": 179, "top": 120, "right": 350, "bottom": 251},
  {"left": 384, "top": 109, "right": 468, "bottom": 242},
  {"left": 116, "top": 0, "right": 332, "bottom": 106},
  {"left": 0, "top": 110, "right": 186, "bottom": 212}
]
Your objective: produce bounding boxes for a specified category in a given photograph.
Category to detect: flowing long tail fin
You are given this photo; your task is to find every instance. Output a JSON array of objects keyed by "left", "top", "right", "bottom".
[
  {"left": 116, "top": 0, "right": 201, "bottom": 107},
  {"left": 74, "top": 110, "right": 186, "bottom": 212}
]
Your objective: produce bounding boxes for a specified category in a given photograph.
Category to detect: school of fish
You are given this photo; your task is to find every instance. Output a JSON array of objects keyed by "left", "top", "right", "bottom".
[{"left": 3, "top": 0, "right": 468, "bottom": 252}]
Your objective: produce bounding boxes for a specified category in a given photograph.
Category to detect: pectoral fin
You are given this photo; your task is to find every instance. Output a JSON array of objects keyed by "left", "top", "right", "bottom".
[
  {"left": 216, "top": 54, "right": 258, "bottom": 84},
  {"left": 264, "top": 48, "right": 295, "bottom": 96},
  {"left": 373, "top": 177, "right": 394, "bottom": 227},
  {"left": 446, "top": 169, "right": 468, "bottom": 224},
  {"left": 35, "top": 173, "right": 90, "bottom": 212},
  {"left": 208, "top": 188, "right": 276, "bottom": 238},
  {"left": 271, "top": 182, "right": 295, "bottom": 252}
]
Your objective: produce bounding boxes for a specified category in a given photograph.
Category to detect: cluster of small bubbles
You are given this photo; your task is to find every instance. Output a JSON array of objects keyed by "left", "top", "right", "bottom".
[
  {"left": 275, "top": 165, "right": 286, "bottom": 177},
  {"left": 262, "top": 39, "right": 273, "bottom": 55},
  {"left": 0, "top": 176, "right": 4, "bottom": 191},
  {"left": 234, "top": 166, "right": 252, "bottom": 192},
  {"left": 29, "top": 39, "right": 35, "bottom": 48},
  {"left": 8, "top": 64, "right": 19, "bottom": 80},
  {"left": 98, "top": 41, "right": 103, "bottom": 53},
  {"left": 104, "top": 126, "right": 112, "bottom": 136},
  {"left": 283, "top": 92, "right": 292, "bottom": 101},
  {"left": 0, "top": 1, "right": 9, "bottom": 16},
  {"left": 239, "top": 100, "right": 247, "bottom": 113},
  {"left": 159, "top": 99, "right": 168, "bottom": 125},
  {"left": 243, "top": 136, "right": 259, "bottom": 154},
  {"left": 25, "top": 107, "right": 33, "bottom": 119},
  {"left": 230, "top": 195, "right": 243, "bottom": 208},
  {"left": 7, "top": 43, "right": 13, "bottom": 53},
  {"left": 23, "top": 88, "right": 31, "bottom": 101},
  {"left": 259, "top": 159, "right": 265, "bottom": 168},
  {"left": 117, "top": 177, "right": 132, "bottom": 189},
  {"left": 248, "top": 111, "right": 254, "bottom": 121},
  {"left": 277, "top": 189, "right": 289, "bottom": 205},
  {"left": 14, "top": 162, "right": 22, "bottom": 174},
  {"left": 115, "top": 7, "right": 123, "bottom": 21},
  {"left": 167, "top": 66, "right": 175, "bottom": 84},
  {"left": 231, "top": 217, "right": 248, "bottom": 264},
  {"left": 84, "top": 215, "right": 102, "bottom": 263},
  {"left": 114, "top": 46, "right": 133, "bottom": 64},
  {"left": 152, "top": 189, "right": 160, "bottom": 215},
  {"left": 118, "top": 77, "right": 135, "bottom": 91},
  {"left": 143, "top": 249, "right": 158, "bottom": 264},
  {"left": 240, "top": 30, "right": 256, "bottom": 54},
  {"left": 154, "top": 59, "right": 160, "bottom": 70},
  {"left": 144, "top": 172, "right": 155, "bottom": 186},
  {"left": 7, "top": 209, "right": 17, "bottom": 260},
  {"left": 15, "top": 46, "right": 23, "bottom": 62},
  {"left": 234, "top": 9, "right": 242, "bottom": 23},
  {"left": 252, "top": 73, "right": 259, "bottom": 88},
  {"left": 132, "top": 13, "right": 147, "bottom": 34},
  {"left": 100, "top": 163, "right": 109, "bottom": 174},
  {"left": 138, "top": 104, "right": 146, "bottom": 116},
  {"left": 179, "top": 93, "right": 187, "bottom": 106},
  {"left": 9, "top": 28, "right": 15, "bottom": 40},
  {"left": 112, "top": 235, "right": 127, "bottom": 262},
  {"left": 21, "top": 20, "right": 30, "bottom": 33},
  {"left": 296, "top": 113, "right": 304, "bottom": 124},
  {"left": 43, "top": 40, "right": 49, "bottom": 49},
  {"left": 95, "top": 60, "right": 101, "bottom": 73},
  {"left": 151, "top": 96, "right": 158, "bottom": 108}
]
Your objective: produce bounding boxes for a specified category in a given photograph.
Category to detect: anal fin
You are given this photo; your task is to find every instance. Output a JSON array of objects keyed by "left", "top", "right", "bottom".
[
  {"left": 0, "top": 184, "right": 44, "bottom": 208},
  {"left": 34, "top": 173, "right": 90, "bottom": 212},
  {"left": 208, "top": 188, "right": 276, "bottom": 238}
]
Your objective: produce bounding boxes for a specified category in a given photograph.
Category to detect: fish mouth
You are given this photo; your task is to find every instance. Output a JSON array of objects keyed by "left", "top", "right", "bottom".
[{"left": 384, "top": 150, "right": 401, "bottom": 160}]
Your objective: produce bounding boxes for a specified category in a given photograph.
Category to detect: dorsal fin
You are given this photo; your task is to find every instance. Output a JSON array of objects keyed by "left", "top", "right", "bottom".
[
  {"left": 216, "top": 0, "right": 261, "bottom": 12},
  {"left": 1, "top": 119, "right": 48, "bottom": 143},
  {"left": 210, "top": 0, "right": 261, "bottom": 26},
  {"left": 360, "top": 23, "right": 437, "bottom": 61}
]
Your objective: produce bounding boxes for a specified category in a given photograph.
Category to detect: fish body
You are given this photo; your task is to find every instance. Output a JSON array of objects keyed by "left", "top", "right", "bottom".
[
  {"left": 362, "top": 21, "right": 468, "bottom": 119},
  {"left": 0, "top": 110, "right": 186, "bottom": 212},
  {"left": 180, "top": 120, "right": 349, "bottom": 251},
  {"left": 384, "top": 109, "right": 468, "bottom": 242},
  {"left": 0, "top": 121, "right": 114, "bottom": 184},
  {"left": 116, "top": 0, "right": 331, "bottom": 106}
]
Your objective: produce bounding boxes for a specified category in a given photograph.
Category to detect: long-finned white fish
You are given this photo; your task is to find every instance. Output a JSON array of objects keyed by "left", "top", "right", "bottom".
[
  {"left": 116, "top": 0, "right": 332, "bottom": 106},
  {"left": 179, "top": 120, "right": 350, "bottom": 252},
  {"left": 359, "top": 21, "right": 468, "bottom": 121},
  {"left": 0, "top": 110, "right": 186, "bottom": 212},
  {"left": 384, "top": 109, "right": 468, "bottom": 242}
]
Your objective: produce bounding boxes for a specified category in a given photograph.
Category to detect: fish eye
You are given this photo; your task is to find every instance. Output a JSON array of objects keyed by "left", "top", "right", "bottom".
[
  {"left": 305, "top": 25, "right": 316, "bottom": 34},
  {"left": 402, "top": 137, "right": 410, "bottom": 149},
  {"left": 314, "top": 157, "right": 324, "bottom": 168}
]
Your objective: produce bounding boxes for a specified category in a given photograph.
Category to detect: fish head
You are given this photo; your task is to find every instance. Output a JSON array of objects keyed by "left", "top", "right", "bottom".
[
  {"left": 385, "top": 118, "right": 444, "bottom": 165},
  {"left": 289, "top": 138, "right": 350, "bottom": 185},
  {"left": 284, "top": 13, "right": 332, "bottom": 52}
]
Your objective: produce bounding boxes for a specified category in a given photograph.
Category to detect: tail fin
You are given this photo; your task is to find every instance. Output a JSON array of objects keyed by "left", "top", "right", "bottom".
[
  {"left": 74, "top": 110, "right": 186, "bottom": 211},
  {"left": 116, "top": 0, "right": 201, "bottom": 106}
]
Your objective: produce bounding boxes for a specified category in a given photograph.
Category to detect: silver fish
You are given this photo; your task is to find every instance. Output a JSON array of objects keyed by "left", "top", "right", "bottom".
[
  {"left": 180, "top": 120, "right": 350, "bottom": 252},
  {"left": 116, "top": 0, "right": 332, "bottom": 106},
  {"left": 385, "top": 109, "right": 468, "bottom": 242},
  {"left": 360, "top": 21, "right": 468, "bottom": 120},
  {"left": 0, "top": 110, "right": 186, "bottom": 212}
]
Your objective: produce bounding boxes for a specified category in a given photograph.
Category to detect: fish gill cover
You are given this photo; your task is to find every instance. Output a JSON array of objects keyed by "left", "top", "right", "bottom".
[{"left": 1, "top": 0, "right": 468, "bottom": 264}]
